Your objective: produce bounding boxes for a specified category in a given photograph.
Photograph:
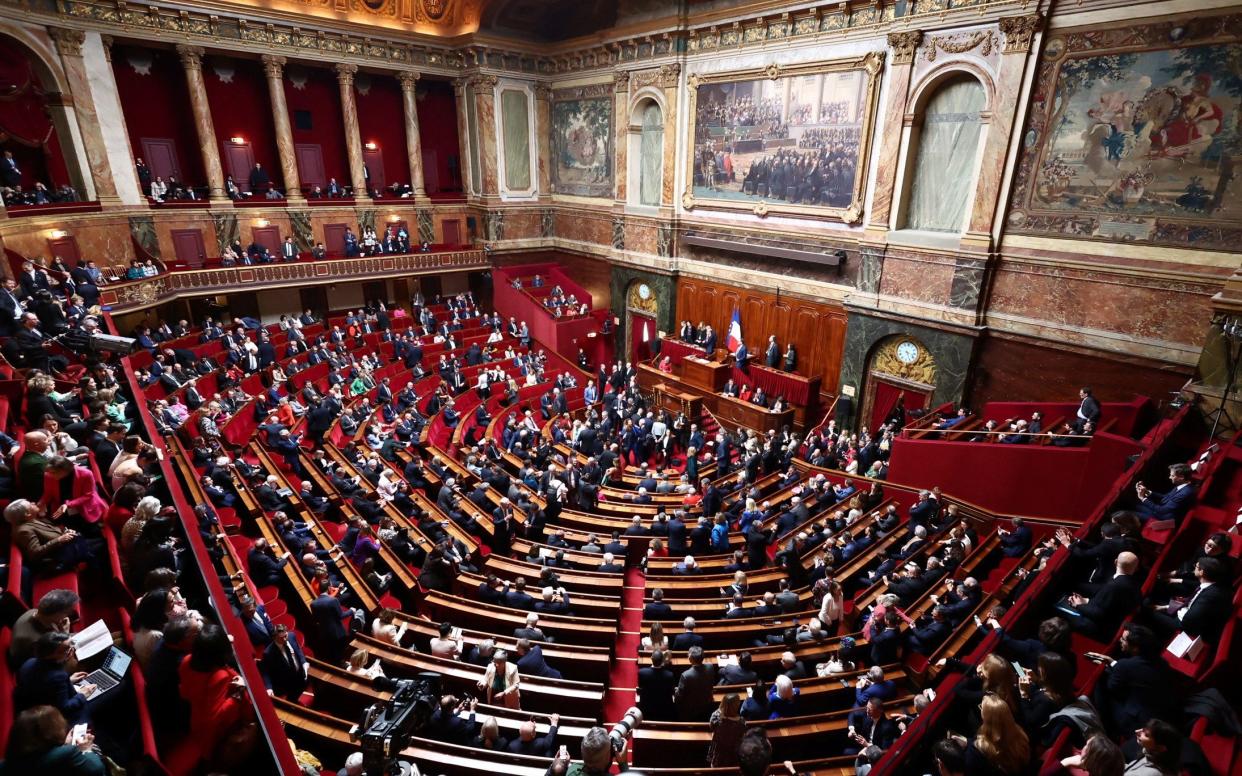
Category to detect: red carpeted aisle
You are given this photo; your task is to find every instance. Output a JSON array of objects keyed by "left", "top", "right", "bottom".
[{"left": 602, "top": 565, "right": 646, "bottom": 724}]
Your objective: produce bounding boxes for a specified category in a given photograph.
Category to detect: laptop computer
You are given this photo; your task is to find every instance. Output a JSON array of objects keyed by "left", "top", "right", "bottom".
[{"left": 76, "top": 646, "right": 132, "bottom": 699}]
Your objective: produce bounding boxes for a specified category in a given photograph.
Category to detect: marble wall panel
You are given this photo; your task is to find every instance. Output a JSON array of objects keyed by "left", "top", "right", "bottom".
[
  {"left": 878, "top": 254, "right": 955, "bottom": 307},
  {"left": 624, "top": 221, "right": 658, "bottom": 256}
]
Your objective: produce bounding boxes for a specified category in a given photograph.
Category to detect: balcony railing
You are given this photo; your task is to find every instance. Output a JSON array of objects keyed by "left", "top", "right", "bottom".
[{"left": 97, "top": 248, "right": 488, "bottom": 311}]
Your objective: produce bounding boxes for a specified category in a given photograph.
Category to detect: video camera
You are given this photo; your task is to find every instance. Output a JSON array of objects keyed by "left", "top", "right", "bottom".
[{"left": 351, "top": 673, "right": 441, "bottom": 776}]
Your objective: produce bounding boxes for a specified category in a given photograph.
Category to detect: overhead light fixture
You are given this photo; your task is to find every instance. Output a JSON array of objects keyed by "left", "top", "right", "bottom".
[
  {"left": 230, "top": 136, "right": 246, "bottom": 145},
  {"left": 256, "top": 218, "right": 269, "bottom": 227},
  {"left": 364, "top": 141, "right": 378, "bottom": 150},
  {"left": 388, "top": 214, "right": 400, "bottom": 222},
  {"left": 50, "top": 229, "right": 68, "bottom": 239}
]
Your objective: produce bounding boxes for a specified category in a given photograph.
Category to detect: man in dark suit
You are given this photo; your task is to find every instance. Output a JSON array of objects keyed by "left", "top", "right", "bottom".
[
  {"left": 0, "top": 278, "right": 23, "bottom": 337},
  {"left": 514, "top": 639, "right": 561, "bottom": 679},
  {"left": 310, "top": 590, "right": 353, "bottom": 663},
  {"left": 674, "top": 646, "right": 716, "bottom": 721},
  {"left": 643, "top": 589, "right": 674, "bottom": 620},
  {"left": 247, "top": 539, "right": 290, "bottom": 587},
  {"left": 1060, "top": 522, "right": 1132, "bottom": 589},
  {"left": 671, "top": 617, "right": 703, "bottom": 651},
  {"left": 1087, "top": 623, "right": 1176, "bottom": 737},
  {"left": 701, "top": 326, "right": 717, "bottom": 355},
  {"left": 637, "top": 650, "right": 678, "bottom": 721},
  {"left": 734, "top": 341, "right": 749, "bottom": 371},
  {"left": 765, "top": 335, "right": 780, "bottom": 368},
  {"left": 1135, "top": 463, "right": 1195, "bottom": 524},
  {"left": 504, "top": 578, "right": 537, "bottom": 610},
  {"left": 1075, "top": 387, "right": 1101, "bottom": 431},
  {"left": 1149, "top": 556, "right": 1232, "bottom": 643},
  {"left": 846, "top": 698, "right": 900, "bottom": 755},
  {"left": 0, "top": 151, "right": 21, "bottom": 188},
  {"left": 906, "top": 606, "right": 951, "bottom": 655},
  {"left": 667, "top": 513, "right": 688, "bottom": 555},
  {"left": 507, "top": 714, "right": 561, "bottom": 756},
  {"left": 237, "top": 595, "right": 275, "bottom": 649},
  {"left": 907, "top": 490, "right": 939, "bottom": 529},
  {"left": 998, "top": 517, "right": 1032, "bottom": 557},
  {"left": 1065, "top": 551, "right": 1142, "bottom": 641},
  {"left": 248, "top": 163, "right": 271, "bottom": 195},
  {"left": 260, "top": 624, "right": 308, "bottom": 700},
  {"left": 716, "top": 651, "right": 758, "bottom": 686}
]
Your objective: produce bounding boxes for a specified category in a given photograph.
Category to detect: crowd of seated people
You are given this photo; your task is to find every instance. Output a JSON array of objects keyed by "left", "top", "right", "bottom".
[
  {"left": 924, "top": 387, "right": 1104, "bottom": 446},
  {"left": 1, "top": 150, "right": 81, "bottom": 207}
]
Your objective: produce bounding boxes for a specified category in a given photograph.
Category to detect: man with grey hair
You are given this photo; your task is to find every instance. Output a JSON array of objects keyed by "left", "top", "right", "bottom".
[
  {"left": 546, "top": 723, "right": 629, "bottom": 775},
  {"left": 6, "top": 498, "right": 100, "bottom": 576}
]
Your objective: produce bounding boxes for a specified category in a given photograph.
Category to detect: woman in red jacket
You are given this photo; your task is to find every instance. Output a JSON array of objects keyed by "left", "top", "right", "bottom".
[
  {"left": 41, "top": 456, "right": 108, "bottom": 529},
  {"left": 178, "top": 623, "right": 258, "bottom": 771}
]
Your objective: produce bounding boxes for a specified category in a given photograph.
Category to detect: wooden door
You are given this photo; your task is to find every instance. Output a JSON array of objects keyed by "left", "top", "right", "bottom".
[
  {"left": 363, "top": 148, "right": 385, "bottom": 192},
  {"left": 294, "top": 143, "right": 325, "bottom": 190},
  {"left": 323, "top": 223, "right": 349, "bottom": 256},
  {"left": 442, "top": 219, "right": 461, "bottom": 246},
  {"left": 252, "top": 226, "right": 281, "bottom": 256},
  {"left": 171, "top": 229, "right": 207, "bottom": 267},
  {"left": 223, "top": 142, "right": 255, "bottom": 192},
  {"left": 47, "top": 236, "right": 81, "bottom": 265},
  {"left": 140, "top": 138, "right": 181, "bottom": 182}
]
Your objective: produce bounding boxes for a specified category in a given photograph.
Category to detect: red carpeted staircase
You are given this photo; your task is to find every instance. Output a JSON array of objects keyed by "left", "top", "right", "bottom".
[{"left": 602, "top": 565, "right": 646, "bottom": 725}]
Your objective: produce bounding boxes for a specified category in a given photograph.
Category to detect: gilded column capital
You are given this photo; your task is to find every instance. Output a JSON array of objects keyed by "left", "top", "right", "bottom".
[
  {"left": 100, "top": 35, "right": 115, "bottom": 63},
  {"left": 260, "top": 54, "right": 287, "bottom": 78},
  {"left": 999, "top": 14, "right": 1044, "bottom": 54},
  {"left": 397, "top": 71, "right": 421, "bottom": 91},
  {"left": 335, "top": 62, "right": 358, "bottom": 84},
  {"left": 48, "top": 27, "right": 86, "bottom": 57},
  {"left": 657, "top": 63, "right": 681, "bottom": 89},
  {"left": 614, "top": 70, "right": 631, "bottom": 94},
  {"left": 468, "top": 74, "right": 499, "bottom": 94},
  {"left": 886, "top": 31, "right": 923, "bottom": 65},
  {"left": 176, "top": 44, "right": 205, "bottom": 70},
  {"left": 534, "top": 82, "right": 553, "bottom": 102}
]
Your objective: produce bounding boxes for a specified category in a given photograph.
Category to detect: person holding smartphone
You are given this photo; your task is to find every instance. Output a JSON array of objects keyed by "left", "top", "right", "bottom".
[{"left": 545, "top": 725, "right": 628, "bottom": 776}]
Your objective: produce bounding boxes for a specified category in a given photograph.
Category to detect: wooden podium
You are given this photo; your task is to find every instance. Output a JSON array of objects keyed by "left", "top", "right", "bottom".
[
  {"left": 681, "top": 356, "right": 730, "bottom": 392},
  {"left": 654, "top": 383, "right": 702, "bottom": 418}
]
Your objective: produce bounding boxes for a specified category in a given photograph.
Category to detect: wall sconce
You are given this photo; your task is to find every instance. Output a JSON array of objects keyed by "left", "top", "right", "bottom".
[
  {"left": 230, "top": 136, "right": 246, "bottom": 145},
  {"left": 388, "top": 214, "right": 400, "bottom": 222},
  {"left": 364, "top": 141, "right": 378, "bottom": 150},
  {"left": 49, "top": 229, "right": 68, "bottom": 239},
  {"left": 255, "top": 218, "right": 269, "bottom": 228}
]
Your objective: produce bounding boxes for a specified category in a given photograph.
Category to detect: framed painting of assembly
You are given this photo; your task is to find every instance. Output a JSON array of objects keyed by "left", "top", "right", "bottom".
[
  {"left": 550, "top": 84, "right": 614, "bottom": 198},
  {"left": 1008, "top": 14, "right": 1242, "bottom": 250},
  {"left": 683, "top": 53, "right": 884, "bottom": 223}
]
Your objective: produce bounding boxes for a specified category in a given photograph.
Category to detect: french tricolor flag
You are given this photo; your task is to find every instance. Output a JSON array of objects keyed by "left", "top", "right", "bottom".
[{"left": 725, "top": 309, "right": 742, "bottom": 353}]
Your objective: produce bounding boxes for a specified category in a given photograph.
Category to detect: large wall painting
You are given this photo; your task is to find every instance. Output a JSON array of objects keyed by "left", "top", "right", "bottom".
[
  {"left": 1008, "top": 15, "right": 1242, "bottom": 250},
  {"left": 683, "top": 53, "right": 884, "bottom": 223},
  {"left": 550, "top": 84, "right": 614, "bottom": 198}
]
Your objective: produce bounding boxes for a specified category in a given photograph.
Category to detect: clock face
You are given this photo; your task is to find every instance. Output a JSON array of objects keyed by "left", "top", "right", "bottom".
[
  {"left": 638, "top": 284, "right": 651, "bottom": 300},
  {"left": 896, "top": 341, "right": 919, "bottom": 364}
]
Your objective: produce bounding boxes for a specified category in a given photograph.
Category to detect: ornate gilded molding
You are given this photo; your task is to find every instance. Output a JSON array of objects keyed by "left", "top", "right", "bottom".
[
  {"left": 48, "top": 27, "right": 86, "bottom": 57},
  {"left": 335, "top": 62, "right": 358, "bottom": 85},
  {"left": 534, "top": 82, "right": 554, "bottom": 102},
  {"left": 871, "top": 336, "right": 936, "bottom": 386},
  {"left": 999, "top": 14, "right": 1044, "bottom": 54},
  {"left": 923, "top": 30, "right": 997, "bottom": 61},
  {"left": 613, "top": 71, "right": 631, "bottom": 94},
  {"left": 468, "top": 74, "right": 499, "bottom": 94}
]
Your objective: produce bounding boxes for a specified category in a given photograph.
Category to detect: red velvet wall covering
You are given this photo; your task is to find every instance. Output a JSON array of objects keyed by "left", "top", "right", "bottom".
[
  {"left": 283, "top": 65, "right": 349, "bottom": 188},
  {"left": 354, "top": 72, "right": 408, "bottom": 188},
  {"left": 416, "top": 80, "right": 463, "bottom": 194},
  {"left": 201, "top": 56, "right": 281, "bottom": 189},
  {"left": 0, "top": 35, "right": 71, "bottom": 188},
  {"left": 110, "top": 46, "right": 205, "bottom": 187}
]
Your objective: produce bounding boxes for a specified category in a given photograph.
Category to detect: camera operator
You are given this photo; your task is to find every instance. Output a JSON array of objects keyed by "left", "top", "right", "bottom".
[{"left": 545, "top": 725, "right": 629, "bottom": 776}]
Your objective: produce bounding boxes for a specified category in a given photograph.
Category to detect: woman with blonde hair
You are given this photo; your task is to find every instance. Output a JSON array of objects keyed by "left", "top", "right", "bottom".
[
  {"left": 1061, "top": 733, "right": 1125, "bottom": 776},
  {"left": 345, "top": 648, "right": 385, "bottom": 679},
  {"left": 641, "top": 621, "right": 668, "bottom": 651},
  {"left": 967, "top": 695, "right": 1030, "bottom": 775},
  {"left": 818, "top": 577, "right": 844, "bottom": 631},
  {"left": 976, "top": 653, "right": 1020, "bottom": 716}
]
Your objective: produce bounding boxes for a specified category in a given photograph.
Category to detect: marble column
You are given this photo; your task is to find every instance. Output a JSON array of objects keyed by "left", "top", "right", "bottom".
[
  {"left": 966, "top": 14, "right": 1044, "bottom": 239},
  {"left": 48, "top": 27, "right": 120, "bottom": 206},
  {"left": 96, "top": 36, "right": 145, "bottom": 206},
  {"left": 176, "top": 44, "right": 229, "bottom": 203},
  {"left": 534, "top": 82, "right": 553, "bottom": 199},
  {"left": 396, "top": 71, "right": 427, "bottom": 200},
  {"left": 260, "top": 55, "right": 303, "bottom": 202},
  {"left": 613, "top": 71, "right": 630, "bottom": 206},
  {"left": 471, "top": 74, "right": 500, "bottom": 199},
  {"left": 452, "top": 78, "right": 475, "bottom": 197},
  {"left": 657, "top": 64, "right": 679, "bottom": 209},
  {"left": 336, "top": 64, "right": 370, "bottom": 201},
  {"left": 867, "top": 31, "right": 922, "bottom": 232},
  {"left": 43, "top": 92, "right": 93, "bottom": 201}
]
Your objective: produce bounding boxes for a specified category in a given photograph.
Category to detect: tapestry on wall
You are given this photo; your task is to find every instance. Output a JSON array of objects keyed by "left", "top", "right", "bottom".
[
  {"left": 550, "top": 85, "right": 614, "bottom": 198},
  {"left": 683, "top": 53, "right": 884, "bottom": 223},
  {"left": 1008, "top": 14, "right": 1242, "bottom": 250}
]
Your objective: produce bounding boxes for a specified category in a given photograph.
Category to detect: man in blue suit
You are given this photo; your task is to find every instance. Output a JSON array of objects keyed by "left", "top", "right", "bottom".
[
  {"left": 1135, "top": 463, "right": 1195, "bottom": 524},
  {"left": 734, "top": 341, "right": 749, "bottom": 371},
  {"left": 237, "top": 595, "right": 275, "bottom": 649}
]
